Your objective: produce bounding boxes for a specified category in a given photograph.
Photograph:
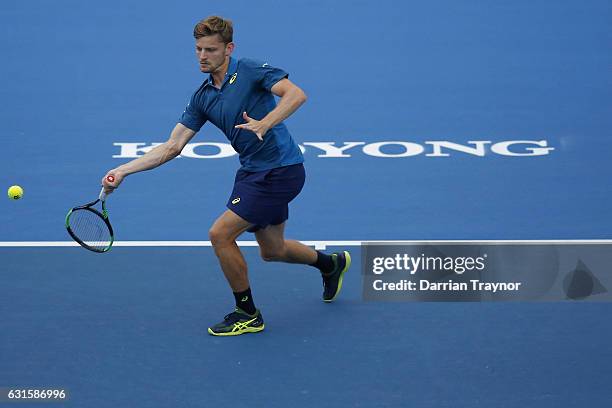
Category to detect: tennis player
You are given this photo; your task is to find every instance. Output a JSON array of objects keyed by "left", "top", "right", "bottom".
[{"left": 101, "top": 16, "right": 350, "bottom": 336}]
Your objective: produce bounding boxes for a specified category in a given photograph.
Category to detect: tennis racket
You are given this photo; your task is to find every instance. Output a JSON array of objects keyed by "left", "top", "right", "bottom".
[{"left": 65, "top": 175, "right": 115, "bottom": 253}]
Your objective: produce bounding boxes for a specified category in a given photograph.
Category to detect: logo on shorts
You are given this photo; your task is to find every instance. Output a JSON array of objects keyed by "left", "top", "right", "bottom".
[
  {"left": 229, "top": 73, "right": 237, "bottom": 84},
  {"left": 232, "top": 197, "right": 241, "bottom": 205}
]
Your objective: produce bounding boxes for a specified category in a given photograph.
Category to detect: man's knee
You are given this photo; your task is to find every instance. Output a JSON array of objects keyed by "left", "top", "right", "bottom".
[
  {"left": 259, "top": 244, "right": 286, "bottom": 262},
  {"left": 209, "top": 225, "right": 232, "bottom": 247}
]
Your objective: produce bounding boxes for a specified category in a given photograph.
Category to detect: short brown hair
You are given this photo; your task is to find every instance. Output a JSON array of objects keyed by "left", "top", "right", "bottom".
[{"left": 193, "top": 16, "right": 233, "bottom": 43}]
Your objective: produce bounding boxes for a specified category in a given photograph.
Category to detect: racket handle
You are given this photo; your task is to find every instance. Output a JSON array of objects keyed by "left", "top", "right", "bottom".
[
  {"left": 99, "top": 175, "right": 114, "bottom": 201},
  {"left": 99, "top": 187, "right": 107, "bottom": 201}
]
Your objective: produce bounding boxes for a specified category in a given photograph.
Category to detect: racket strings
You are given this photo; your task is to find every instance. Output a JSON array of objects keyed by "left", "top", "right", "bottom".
[{"left": 68, "top": 209, "right": 111, "bottom": 251}]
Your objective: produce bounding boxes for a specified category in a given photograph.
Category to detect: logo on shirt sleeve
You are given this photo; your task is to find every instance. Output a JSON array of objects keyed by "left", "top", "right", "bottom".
[{"left": 229, "top": 73, "right": 238, "bottom": 84}]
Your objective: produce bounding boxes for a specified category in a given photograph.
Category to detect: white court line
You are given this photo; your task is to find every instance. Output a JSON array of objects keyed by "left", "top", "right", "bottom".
[{"left": 0, "top": 240, "right": 611, "bottom": 250}]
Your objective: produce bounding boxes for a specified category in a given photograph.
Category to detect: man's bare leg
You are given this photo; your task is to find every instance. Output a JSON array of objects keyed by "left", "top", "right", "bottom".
[
  {"left": 255, "top": 222, "right": 351, "bottom": 302},
  {"left": 209, "top": 210, "right": 253, "bottom": 291},
  {"left": 254, "top": 222, "right": 317, "bottom": 264}
]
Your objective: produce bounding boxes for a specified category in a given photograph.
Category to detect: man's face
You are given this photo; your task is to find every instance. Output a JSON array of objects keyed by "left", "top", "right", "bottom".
[{"left": 195, "top": 35, "right": 233, "bottom": 73}]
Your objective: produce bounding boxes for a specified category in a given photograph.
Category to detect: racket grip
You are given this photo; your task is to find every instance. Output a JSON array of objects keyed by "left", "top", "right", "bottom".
[{"left": 99, "top": 187, "right": 107, "bottom": 201}]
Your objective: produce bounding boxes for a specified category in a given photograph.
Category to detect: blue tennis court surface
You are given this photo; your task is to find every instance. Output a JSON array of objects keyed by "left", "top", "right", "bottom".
[{"left": 1, "top": 0, "right": 611, "bottom": 406}]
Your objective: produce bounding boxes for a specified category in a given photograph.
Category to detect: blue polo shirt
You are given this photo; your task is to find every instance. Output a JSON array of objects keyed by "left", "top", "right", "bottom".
[{"left": 179, "top": 57, "right": 304, "bottom": 172}]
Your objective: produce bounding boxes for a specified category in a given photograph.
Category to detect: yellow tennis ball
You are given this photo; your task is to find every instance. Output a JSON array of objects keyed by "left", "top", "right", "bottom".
[{"left": 8, "top": 185, "right": 24, "bottom": 200}]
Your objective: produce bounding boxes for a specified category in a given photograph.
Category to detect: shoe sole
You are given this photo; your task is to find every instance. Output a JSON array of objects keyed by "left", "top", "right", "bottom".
[
  {"left": 207, "top": 324, "right": 265, "bottom": 336},
  {"left": 324, "top": 250, "right": 351, "bottom": 303}
]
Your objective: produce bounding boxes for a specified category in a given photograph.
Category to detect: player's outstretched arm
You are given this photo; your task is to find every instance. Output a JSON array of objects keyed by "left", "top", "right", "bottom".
[{"left": 102, "top": 123, "right": 196, "bottom": 193}]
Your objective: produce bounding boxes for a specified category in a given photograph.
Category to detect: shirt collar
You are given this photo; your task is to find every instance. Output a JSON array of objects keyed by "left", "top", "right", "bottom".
[{"left": 203, "top": 56, "right": 238, "bottom": 88}]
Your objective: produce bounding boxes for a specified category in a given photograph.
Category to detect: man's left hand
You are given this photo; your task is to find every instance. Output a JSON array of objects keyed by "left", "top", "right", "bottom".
[{"left": 234, "top": 112, "right": 270, "bottom": 141}]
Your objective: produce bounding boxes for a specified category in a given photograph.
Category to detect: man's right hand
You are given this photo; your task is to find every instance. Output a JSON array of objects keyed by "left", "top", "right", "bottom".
[{"left": 101, "top": 170, "right": 124, "bottom": 194}]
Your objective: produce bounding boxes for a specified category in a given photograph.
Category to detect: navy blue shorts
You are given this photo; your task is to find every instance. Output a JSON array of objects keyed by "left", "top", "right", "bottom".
[{"left": 226, "top": 163, "right": 306, "bottom": 232}]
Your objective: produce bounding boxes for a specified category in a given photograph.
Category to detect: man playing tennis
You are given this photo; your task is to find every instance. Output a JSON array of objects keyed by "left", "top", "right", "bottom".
[{"left": 101, "top": 16, "right": 350, "bottom": 336}]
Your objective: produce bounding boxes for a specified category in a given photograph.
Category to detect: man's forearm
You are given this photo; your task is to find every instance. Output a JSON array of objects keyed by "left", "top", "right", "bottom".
[
  {"left": 115, "top": 141, "right": 180, "bottom": 177},
  {"left": 261, "top": 88, "right": 307, "bottom": 129}
]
